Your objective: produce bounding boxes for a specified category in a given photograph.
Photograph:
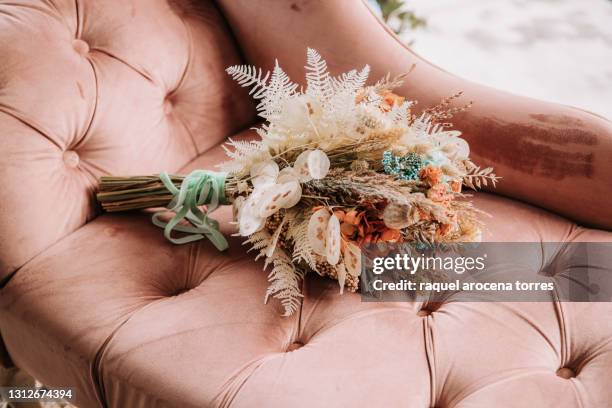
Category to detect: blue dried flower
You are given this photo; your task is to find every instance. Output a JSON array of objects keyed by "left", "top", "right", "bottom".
[{"left": 382, "top": 151, "right": 424, "bottom": 180}]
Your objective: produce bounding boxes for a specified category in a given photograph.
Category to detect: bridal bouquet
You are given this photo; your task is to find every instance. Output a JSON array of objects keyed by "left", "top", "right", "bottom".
[{"left": 97, "top": 49, "right": 498, "bottom": 315}]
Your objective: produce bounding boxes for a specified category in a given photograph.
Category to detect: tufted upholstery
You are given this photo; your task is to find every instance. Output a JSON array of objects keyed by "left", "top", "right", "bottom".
[
  {"left": 1, "top": 1, "right": 611, "bottom": 407},
  {"left": 0, "top": 0, "right": 255, "bottom": 279}
]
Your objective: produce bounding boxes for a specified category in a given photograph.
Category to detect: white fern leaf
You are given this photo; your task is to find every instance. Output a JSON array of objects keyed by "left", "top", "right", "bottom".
[
  {"left": 463, "top": 163, "right": 500, "bottom": 190},
  {"left": 266, "top": 217, "right": 287, "bottom": 258},
  {"left": 388, "top": 101, "right": 413, "bottom": 125},
  {"left": 217, "top": 138, "right": 270, "bottom": 174},
  {"left": 332, "top": 65, "right": 371, "bottom": 94},
  {"left": 305, "top": 48, "right": 333, "bottom": 101},
  {"left": 226, "top": 65, "right": 271, "bottom": 99},
  {"left": 244, "top": 230, "right": 272, "bottom": 261},
  {"left": 264, "top": 248, "right": 304, "bottom": 316},
  {"left": 286, "top": 216, "right": 318, "bottom": 271},
  {"left": 257, "top": 60, "right": 299, "bottom": 120}
]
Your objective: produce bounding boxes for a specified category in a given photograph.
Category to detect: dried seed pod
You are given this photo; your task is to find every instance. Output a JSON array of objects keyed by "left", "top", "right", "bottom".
[
  {"left": 276, "top": 180, "right": 302, "bottom": 209},
  {"left": 258, "top": 181, "right": 301, "bottom": 217},
  {"left": 239, "top": 188, "right": 267, "bottom": 236},
  {"left": 343, "top": 242, "right": 361, "bottom": 277},
  {"left": 250, "top": 160, "right": 279, "bottom": 188},
  {"left": 238, "top": 201, "right": 265, "bottom": 236},
  {"left": 308, "top": 208, "right": 330, "bottom": 255},
  {"left": 454, "top": 138, "right": 470, "bottom": 160},
  {"left": 307, "top": 149, "right": 330, "bottom": 179},
  {"left": 277, "top": 166, "right": 299, "bottom": 183},
  {"left": 336, "top": 262, "right": 347, "bottom": 294},
  {"left": 294, "top": 150, "right": 313, "bottom": 182},
  {"left": 325, "top": 214, "right": 341, "bottom": 265},
  {"left": 383, "top": 202, "right": 412, "bottom": 229},
  {"left": 232, "top": 195, "right": 245, "bottom": 221}
]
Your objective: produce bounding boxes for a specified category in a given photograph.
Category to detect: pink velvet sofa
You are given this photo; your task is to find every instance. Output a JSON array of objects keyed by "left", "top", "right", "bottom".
[{"left": 1, "top": 1, "right": 612, "bottom": 407}]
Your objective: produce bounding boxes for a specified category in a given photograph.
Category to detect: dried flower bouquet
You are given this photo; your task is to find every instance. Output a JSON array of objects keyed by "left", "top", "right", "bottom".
[{"left": 97, "top": 49, "right": 499, "bottom": 315}]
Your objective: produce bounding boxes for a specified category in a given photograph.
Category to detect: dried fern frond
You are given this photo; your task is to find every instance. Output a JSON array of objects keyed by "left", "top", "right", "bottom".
[
  {"left": 286, "top": 215, "right": 318, "bottom": 272},
  {"left": 372, "top": 65, "right": 414, "bottom": 94},
  {"left": 217, "top": 138, "right": 270, "bottom": 175},
  {"left": 462, "top": 161, "right": 500, "bottom": 190},
  {"left": 257, "top": 61, "right": 299, "bottom": 120},
  {"left": 265, "top": 248, "right": 304, "bottom": 316},
  {"left": 244, "top": 229, "right": 272, "bottom": 262},
  {"left": 305, "top": 48, "right": 333, "bottom": 101},
  {"left": 332, "top": 65, "right": 371, "bottom": 95},
  {"left": 424, "top": 91, "right": 473, "bottom": 125},
  {"left": 225, "top": 65, "right": 271, "bottom": 99}
]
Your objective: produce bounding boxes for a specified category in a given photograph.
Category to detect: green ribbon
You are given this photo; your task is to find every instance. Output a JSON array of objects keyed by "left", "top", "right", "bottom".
[{"left": 152, "top": 170, "right": 229, "bottom": 250}]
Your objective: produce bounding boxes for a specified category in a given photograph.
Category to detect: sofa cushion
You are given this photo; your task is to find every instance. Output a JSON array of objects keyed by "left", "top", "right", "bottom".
[{"left": 1, "top": 137, "right": 611, "bottom": 407}]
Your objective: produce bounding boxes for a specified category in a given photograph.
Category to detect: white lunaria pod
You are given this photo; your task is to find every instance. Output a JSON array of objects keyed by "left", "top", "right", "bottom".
[
  {"left": 238, "top": 188, "right": 267, "bottom": 236},
  {"left": 259, "top": 181, "right": 302, "bottom": 217},
  {"left": 276, "top": 180, "right": 302, "bottom": 209},
  {"left": 239, "top": 211, "right": 264, "bottom": 236},
  {"left": 336, "top": 263, "right": 347, "bottom": 294},
  {"left": 436, "top": 130, "right": 462, "bottom": 143},
  {"left": 250, "top": 160, "right": 279, "bottom": 188},
  {"left": 294, "top": 150, "right": 313, "bottom": 182},
  {"left": 307, "top": 149, "right": 330, "bottom": 179},
  {"left": 232, "top": 195, "right": 245, "bottom": 221},
  {"left": 277, "top": 166, "right": 299, "bottom": 184},
  {"left": 383, "top": 202, "right": 411, "bottom": 229},
  {"left": 325, "top": 214, "right": 341, "bottom": 266},
  {"left": 453, "top": 138, "right": 470, "bottom": 160},
  {"left": 343, "top": 242, "right": 361, "bottom": 277},
  {"left": 308, "top": 208, "right": 330, "bottom": 255}
]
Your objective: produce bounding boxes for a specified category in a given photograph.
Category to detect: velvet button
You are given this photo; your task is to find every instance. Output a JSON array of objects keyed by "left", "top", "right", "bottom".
[
  {"left": 63, "top": 150, "right": 80, "bottom": 168},
  {"left": 417, "top": 310, "right": 431, "bottom": 317},
  {"left": 163, "top": 98, "right": 174, "bottom": 115},
  {"left": 556, "top": 367, "right": 575, "bottom": 379},
  {"left": 72, "top": 39, "right": 90, "bottom": 56}
]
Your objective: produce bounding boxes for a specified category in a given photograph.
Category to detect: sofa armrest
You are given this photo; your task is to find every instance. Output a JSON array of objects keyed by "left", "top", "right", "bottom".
[{"left": 215, "top": 0, "right": 612, "bottom": 230}]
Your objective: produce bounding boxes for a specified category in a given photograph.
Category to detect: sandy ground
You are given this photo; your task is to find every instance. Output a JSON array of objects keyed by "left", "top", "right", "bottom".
[{"left": 403, "top": 0, "right": 612, "bottom": 119}]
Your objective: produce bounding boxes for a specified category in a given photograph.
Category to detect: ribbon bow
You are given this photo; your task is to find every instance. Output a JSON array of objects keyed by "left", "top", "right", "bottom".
[{"left": 152, "top": 170, "right": 229, "bottom": 250}]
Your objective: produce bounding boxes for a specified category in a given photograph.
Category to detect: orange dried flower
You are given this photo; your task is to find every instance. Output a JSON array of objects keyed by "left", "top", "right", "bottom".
[
  {"left": 427, "top": 184, "right": 450, "bottom": 203},
  {"left": 344, "top": 210, "right": 361, "bottom": 225},
  {"left": 341, "top": 222, "right": 357, "bottom": 237},
  {"left": 417, "top": 208, "right": 432, "bottom": 222},
  {"left": 334, "top": 210, "right": 346, "bottom": 223},
  {"left": 450, "top": 180, "right": 462, "bottom": 193},
  {"left": 355, "top": 89, "right": 367, "bottom": 104},
  {"left": 436, "top": 223, "right": 453, "bottom": 238},
  {"left": 419, "top": 166, "right": 443, "bottom": 186},
  {"left": 378, "top": 90, "right": 405, "bottom": 112},
  {"left": 380, "top": 228, "right": 402, "bottom": 243}
]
